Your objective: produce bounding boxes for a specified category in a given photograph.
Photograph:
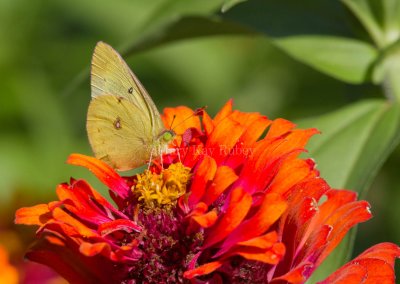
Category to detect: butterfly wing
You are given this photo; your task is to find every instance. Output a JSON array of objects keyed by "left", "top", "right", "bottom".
[
  {"left": 87, "top": 94, "right": 154, "bottom": 171},
  {"left": 90, "top": 41, "right": 165, "bottom": 137}
]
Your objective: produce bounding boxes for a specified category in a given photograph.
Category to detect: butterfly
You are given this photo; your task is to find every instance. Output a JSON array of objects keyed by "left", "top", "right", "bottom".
[{"left": 87, "top": 41, "right": 175, "bottom": 171}]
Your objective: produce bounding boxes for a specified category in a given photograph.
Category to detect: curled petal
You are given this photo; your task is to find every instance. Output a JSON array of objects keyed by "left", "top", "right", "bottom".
[
  {"left": 67, "top": 154, "right": 130, "bottom": 199},
  {"left": 98, "top": 219, "right": 141, "bottom": 236},
  {"left": 318, "top": 243, "right": 400, "bottom": 284},
  {"left": 15, "top": 202, "right": 58, "bottom": 226}
]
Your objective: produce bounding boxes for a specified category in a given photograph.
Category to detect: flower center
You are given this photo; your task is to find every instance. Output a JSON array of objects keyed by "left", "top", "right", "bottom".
[{"left": 132, "top": 162, "right": 191, "bottom": 210}]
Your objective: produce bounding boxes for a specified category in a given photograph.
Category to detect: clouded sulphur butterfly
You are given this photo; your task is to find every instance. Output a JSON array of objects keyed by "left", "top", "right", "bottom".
[{"left": 87, "top": 41, "right": 175, "bottom": 171}]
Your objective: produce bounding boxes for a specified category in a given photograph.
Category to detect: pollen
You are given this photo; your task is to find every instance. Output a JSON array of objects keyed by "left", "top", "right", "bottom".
[{"left": 133, "top": 163, "right": 191, "bottom": 210}]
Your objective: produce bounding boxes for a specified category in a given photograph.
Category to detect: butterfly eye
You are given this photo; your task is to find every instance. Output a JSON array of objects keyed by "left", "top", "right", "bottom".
[{"left": 162, "top": 131, "right": 174, "bottom": 142}]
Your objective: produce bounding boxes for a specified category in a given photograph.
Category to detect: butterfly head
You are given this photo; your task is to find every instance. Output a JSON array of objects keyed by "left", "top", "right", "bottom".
[{"left": 160, "top": 129, "right": 176, "bottom": 143}]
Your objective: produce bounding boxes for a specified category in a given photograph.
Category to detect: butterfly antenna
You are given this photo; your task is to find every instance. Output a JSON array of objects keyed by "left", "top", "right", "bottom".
[
  {"left": 171, "top": 106, "right": 207, "bottom": 131},
  {"left": 169, "top": 115, "right": 177, "bottom": 130}
]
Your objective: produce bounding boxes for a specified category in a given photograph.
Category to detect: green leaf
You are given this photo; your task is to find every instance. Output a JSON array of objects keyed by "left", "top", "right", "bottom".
[
  {"left": 297, "top": 99, "right": 400, "bottom": 282},
  {"left": 274, "top": 36, "right": 378, "bottom": 83},
  {"left": 221, "top": 0, "right": 248, "bottom": 13},
  {"left": 341, "top": 0, "right": 385, "bottom": 47}
]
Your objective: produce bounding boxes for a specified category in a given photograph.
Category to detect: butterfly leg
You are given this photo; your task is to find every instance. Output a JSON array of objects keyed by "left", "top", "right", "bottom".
[{"left": 148, "top": 148, "right": 154, "bottom": 170}]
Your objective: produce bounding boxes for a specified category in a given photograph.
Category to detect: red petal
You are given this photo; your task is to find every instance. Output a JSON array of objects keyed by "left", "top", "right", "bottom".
[
  {"left": 188, "top": 155, "right": 217, "bottom": 206},
  {"left": 354, "top": 242, "right": 400, "bottom": 267},
  {"left": 318, "top": 259, "right": 396, "bottom": 284},
  {"left": 319, "top": 243, "right": 400, "bottom": 283},
  {"left": 67, "top": 154, "right": 130, "bottom": 199},
  {"left": 26, "top": 232, "right": 126, "bottom": 284}
]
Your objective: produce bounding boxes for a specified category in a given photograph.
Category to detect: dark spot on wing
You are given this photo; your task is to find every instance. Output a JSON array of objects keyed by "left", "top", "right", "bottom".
[
  {"left": 113, "top": 117, "right": 122, "bottom": 130},
  {"left": 117, "top": 96, "right": 123, "bottom": 103},
  {"left": 128, "top": 87, "right": 133, "bottom": 94}
]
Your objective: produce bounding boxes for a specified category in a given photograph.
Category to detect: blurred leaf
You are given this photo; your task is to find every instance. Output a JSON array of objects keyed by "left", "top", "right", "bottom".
[
  {"left": 371, "top": 38, "right": 400, "bottom": 101},
  {"left": 122, "top": 16, "right": 255, "bottom": 56},
  {"left": 382, "top": 0, "right": 400, "bottom": 32},
  {"left": 274, "top": 36, "right": 377, "bottom": 83},
  {"left": 64, "top": 16, "right": 255, "bottom": 97},
  {"left": 297, "top": 99, "right": 400, "bottom": 282},
  {"left": 341, "top": 0, "right": 385, "bottom": 46},
  {"left": 222, "top": 0, "right": 351, "bottom": 37},
  {"left": 221, "top": 0, "right": 247, "bottom": 13}
]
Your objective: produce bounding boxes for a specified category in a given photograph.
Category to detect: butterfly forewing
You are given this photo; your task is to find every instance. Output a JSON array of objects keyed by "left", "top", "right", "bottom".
[{"left": 91, "top": 41, "right": 165, "bottom": 136}]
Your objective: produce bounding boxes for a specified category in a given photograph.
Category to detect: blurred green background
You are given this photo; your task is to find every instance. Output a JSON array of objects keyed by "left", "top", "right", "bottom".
[{"left": 0, "top": 0, "right": 398, "bottom": 281}]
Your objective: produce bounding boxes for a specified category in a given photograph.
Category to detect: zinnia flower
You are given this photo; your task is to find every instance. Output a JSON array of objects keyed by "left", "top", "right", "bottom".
[
  {"left": 15, "top": 100, "right": 400, "bottom": 283},
  {"left": 0, "top": 245, "right": 18, "bottom": 284}
]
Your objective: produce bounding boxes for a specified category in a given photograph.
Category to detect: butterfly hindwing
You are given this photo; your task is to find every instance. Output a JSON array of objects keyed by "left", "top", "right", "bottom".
[{"left": 87, "top": 95, "right": 154, "bottom": 170}]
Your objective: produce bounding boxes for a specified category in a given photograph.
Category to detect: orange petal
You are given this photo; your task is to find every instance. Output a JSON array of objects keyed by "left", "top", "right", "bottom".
[
  {"left": 162, "top": 106, "right": 201, "bottom": 135},
  {"left": 202, "top": 111, "right": 214, "bottom": 135},
  {"left": 238, "top": 231, "right": 278, "bottom": 249},
  {"left": 268, "top": 158, "right": 318, "bottom": 196},
  {"left": 52, "top": 207, "right": 97, "bottom": 238},
  {"left": 215, "top": 193, "right": 287, "bottom": 257},
  {"left": 213, "top": 99, "right": 233, "bottom": 123},
  {"left": 79, "top": 242, "right": 111, "bottom": 257},
  {"left": 205, "top": 117, "right": 245, "bottom": 164},
  {"left": 203, "top": 187, "right": 252, "bottom": 249},
  {"left": 67, "top": 154, "right": 130, "bottom": 198},
  {"left": 230, "top": 242, "right": 285, "bottom": 264},
  {"left": 192, "top": 210, "right": 218, "bottom": 228},
  {"left": 183, "top": 261, "right": 223, "bottom": 279},
  {"left": 15, "top": 203, "right": 57, "bottom": 226},
  {"left": 272, "top": 263, "right": 313, "bottom": 284},
  {"left": 202, "top": 166, "right": 238, "bottom": 206},
  {"left": 265, "top": 118, "right": 296, "bottom": 138},
  {"left": 229, "top": 110, "right": 271, "bottom": 145}
]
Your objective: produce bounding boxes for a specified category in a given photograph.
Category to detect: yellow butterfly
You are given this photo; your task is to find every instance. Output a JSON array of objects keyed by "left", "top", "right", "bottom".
[{"left": 87, "top": 41, "right": 175, "bottom": 171}]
